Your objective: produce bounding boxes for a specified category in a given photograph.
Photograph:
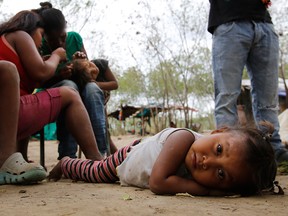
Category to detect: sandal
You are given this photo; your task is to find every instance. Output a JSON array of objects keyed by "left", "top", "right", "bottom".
[{"left": 0, "top": 152, "right": 47, "bottom": 185}]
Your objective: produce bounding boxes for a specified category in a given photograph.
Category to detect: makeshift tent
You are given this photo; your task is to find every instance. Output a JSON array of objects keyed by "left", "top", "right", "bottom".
[
  {"left": 108, "top": 105, "right": 141, "bottom": 120},
  {"left": 108, "top": 104, "right": 198, "bottom": 135}
]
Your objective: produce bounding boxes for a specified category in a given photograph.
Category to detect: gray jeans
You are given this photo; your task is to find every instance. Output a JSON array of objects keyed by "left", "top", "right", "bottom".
[{"left": 212, "top": 20, "right": 286, "bottom": 158}]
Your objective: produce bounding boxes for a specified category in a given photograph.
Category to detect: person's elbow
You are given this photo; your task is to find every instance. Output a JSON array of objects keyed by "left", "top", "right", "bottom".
[
  {"left": 113, "top": 80, "right": 119, "bottom": 90},
  {"left": 149, "top": 178, "right": 165, "bottom": 195},
  {"left": 149, "top": 176, "right": 174, "bottom": 195},
  {"left": 29, "top": 69, "right": 54, "bottom": 84}
]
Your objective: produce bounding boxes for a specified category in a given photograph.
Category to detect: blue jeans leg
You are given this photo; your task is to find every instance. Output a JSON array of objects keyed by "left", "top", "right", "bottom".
[
  {"left": 81, "top": 82, "right": 107, "bottom": 155},
  {"left": 213, "top": 21, "right": 288, "bottom": 159},
  {"left": 212, "top": 21, "right": 250, "bottom": 127},
  {"left": 246, "top": 22, "right": 287, "bottom": 158},
  {"left": 52, "top": 80, "right": 78, "bottom": 159}
]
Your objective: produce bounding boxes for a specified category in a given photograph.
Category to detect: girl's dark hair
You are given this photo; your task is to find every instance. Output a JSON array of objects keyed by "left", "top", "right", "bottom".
[
  {"left": 33, "top": 2, "right": 66, "bottom": 34},
  {"left": 71, "top": 59, "right": 93, "bottom": 92},
  {"left": 225, "top": 121, "right": 278, "bottom": 196},
  {"left": 0, "top": 10, "right": 44, "bottom": 36}
]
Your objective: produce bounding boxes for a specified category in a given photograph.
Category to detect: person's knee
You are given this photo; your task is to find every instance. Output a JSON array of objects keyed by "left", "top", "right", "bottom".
[
  {"left": 83, "top": 82, "right": 103, "bottom": 95},
  {"left": 81, "top": 82, "right": 104, "bottom": 103},
  {"left": 53, "top": 80, "right": 79, "bottom": 91},
  {"left": 59, "top": 86, "right": 82, "bottom": 106},
  {"left": 0, "top": 61, "right": 19, "bottom": 84}
]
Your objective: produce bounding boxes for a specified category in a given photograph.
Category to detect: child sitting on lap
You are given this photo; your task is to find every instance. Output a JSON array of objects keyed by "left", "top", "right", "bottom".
[{"left": 49, "top": 121, "right": 279, "bottom": 196}]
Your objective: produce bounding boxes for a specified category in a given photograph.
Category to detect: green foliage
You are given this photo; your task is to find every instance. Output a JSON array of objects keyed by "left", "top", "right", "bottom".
[
  {"left": 242, "top": 68, "right": 249, "bottom": 79},
  {"left": 116, "top": 67, "right": 146, "bottom": 104},
  {"left": 192, "top": 112, "right": 215, "bottom": 132},
  {"left": 277, "top": 161, "right": 288, "bottom": 175},
  {"left": 279, "top": 64, "right": 288, "bottom": 79}
]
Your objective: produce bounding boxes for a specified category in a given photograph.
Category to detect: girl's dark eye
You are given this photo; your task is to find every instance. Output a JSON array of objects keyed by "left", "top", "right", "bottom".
[
  {"left": 216, "top": 144, "right": 222, "bottom": 155},
  {"left": 218, "top": 169, "right": 225, "bottom": 180}
]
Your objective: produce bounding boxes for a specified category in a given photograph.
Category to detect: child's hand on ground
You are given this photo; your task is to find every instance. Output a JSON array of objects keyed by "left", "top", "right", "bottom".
[{"left": 48, "top": 160, "right": 64, "bottom": 181}]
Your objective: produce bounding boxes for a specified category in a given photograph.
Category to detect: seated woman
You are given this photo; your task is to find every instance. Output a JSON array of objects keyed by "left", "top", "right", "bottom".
[
  {"left": 0, "top": 10, "right": 103, "bottom": 181},
  {"left": 33, "top": 2, "right": 108, "bottom": 159},
  {"left": 69, "top": 58, "right": 119, "bottom": 154}
]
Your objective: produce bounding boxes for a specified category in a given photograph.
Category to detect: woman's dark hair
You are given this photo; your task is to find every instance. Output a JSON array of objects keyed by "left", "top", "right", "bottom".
[
  {"left": 0, "top": 10, "right": 44, "bottom": 36},
  {"left": 224, "top": 121, "right": 278, "bottom": 196},
  {"left": 33, "top": 2, "right": 66, "bottom": 34}
]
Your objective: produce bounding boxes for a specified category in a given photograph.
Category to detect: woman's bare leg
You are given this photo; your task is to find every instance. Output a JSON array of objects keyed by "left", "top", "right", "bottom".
[
  {"left": 17, "top": 138, "right": 30, "bottom": 161},
  {"left": 59, "top": 87, "right": 103, "bottom": 160},
  {"left": 109, "top": 135, "right": 118, "bottom": 154},
  {"left": 0, "top": 61, "right": 19, "bottom": 167}
]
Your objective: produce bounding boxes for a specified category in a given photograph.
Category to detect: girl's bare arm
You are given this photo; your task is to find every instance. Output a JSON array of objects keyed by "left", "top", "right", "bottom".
[
  {"left": 149, "top": 130, "right": 209, "bottom": 196},
  {"left": 95, "top": 67, "right": 118, "bottom": 91},
  {"left": 12, "top": 31, "right": 65, "bottom": 83}
]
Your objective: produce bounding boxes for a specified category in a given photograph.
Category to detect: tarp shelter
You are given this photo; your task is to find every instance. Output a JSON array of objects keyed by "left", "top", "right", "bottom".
[
  {"left": 108, "top": 105, "right": 197, "bottom": 121},
  {"left": 108, "top": 105, "right": 141, "bottom": 120},
  {"left": 133, "top": 107, "right": 163, "bottom": 118}
]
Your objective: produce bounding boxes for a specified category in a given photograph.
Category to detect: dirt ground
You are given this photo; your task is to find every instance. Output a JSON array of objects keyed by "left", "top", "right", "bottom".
[{"left": 1, "top": 134, "right": 288, "bottom": 216}]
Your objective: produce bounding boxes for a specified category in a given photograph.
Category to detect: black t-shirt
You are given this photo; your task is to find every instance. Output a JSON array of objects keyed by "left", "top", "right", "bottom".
[
  {"left": 91, "top": 58, "right": 111, "bottom": 104},
  {"left": 91, "top": 59, "right": 109, "bottom": 82},
  {"left": 208, "top": 0, "right": 272, "bottom": 34}
]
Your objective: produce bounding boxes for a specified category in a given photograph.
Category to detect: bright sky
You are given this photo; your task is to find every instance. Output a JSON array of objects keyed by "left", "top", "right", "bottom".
[
  {"left": 1, "top": 0, "right": 40, "bottom": 13},
  {"left": 0, "top": 0, "right": 178, "bottom": 65},
  {"left": 1, "top": 0, "right": 287, "bottom": 70}
]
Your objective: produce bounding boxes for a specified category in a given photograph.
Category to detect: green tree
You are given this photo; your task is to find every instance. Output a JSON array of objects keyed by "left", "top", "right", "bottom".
[
  {"left": 116, "top": 67, "right": 146, "bottom": 105},
  {"left": 130, "top": 0, "right": 213, "bottom": 128}
]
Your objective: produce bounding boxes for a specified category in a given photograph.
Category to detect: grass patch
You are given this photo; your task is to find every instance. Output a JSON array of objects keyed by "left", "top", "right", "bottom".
[{"left": 277, "top": 161, "right": 288, "bottom": 175}]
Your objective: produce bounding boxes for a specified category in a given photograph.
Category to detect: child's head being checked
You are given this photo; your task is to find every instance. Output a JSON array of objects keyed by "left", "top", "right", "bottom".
[
  {"left": 70, "top": 59, "right": 99, "bottom": 91},
  {"left": 49, "top": 121, "right": 278, "bottom": 196}
]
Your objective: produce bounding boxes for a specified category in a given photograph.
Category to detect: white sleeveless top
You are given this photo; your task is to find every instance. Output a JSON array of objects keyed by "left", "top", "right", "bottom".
[{"left": 116, "top": 128, "right": 202, "bottom": 188}]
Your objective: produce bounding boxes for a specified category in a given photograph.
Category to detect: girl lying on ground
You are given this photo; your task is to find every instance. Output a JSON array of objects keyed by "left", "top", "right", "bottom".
[{"left": 49, "top": 121, "right": 281, "bottom": 196}]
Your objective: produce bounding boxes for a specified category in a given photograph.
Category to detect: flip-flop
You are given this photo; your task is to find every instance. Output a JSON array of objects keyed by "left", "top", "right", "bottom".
[{"left": 0, "top": 152, "right": 47, "bottom": 185}]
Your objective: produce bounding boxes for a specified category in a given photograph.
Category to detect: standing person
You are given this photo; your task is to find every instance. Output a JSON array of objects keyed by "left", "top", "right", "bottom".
[
  {"left": 33, "top": 2, "right": 108, "bottom": 159},
  {"left": 0, "top": 61, "right": 46, "bottom": 185},
  {"left": 0, "top": 10, "right": 103, "bottom": 165},
  {"left": 208, "top": 0, "right": 288, "bottom": 163}
]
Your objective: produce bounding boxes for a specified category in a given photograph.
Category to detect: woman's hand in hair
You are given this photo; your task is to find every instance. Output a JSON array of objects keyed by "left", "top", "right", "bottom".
[
  {"left": 52, "top": 47, "right": 67, "bottom": 62},
  {"left": 59, "top": 62, "right": 73, "bottom": 79}
]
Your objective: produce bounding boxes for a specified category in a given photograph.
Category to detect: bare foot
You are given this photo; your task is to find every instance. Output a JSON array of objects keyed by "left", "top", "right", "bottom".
[{"left": 48, "top": 159, "right": 65, "bottom": 181}]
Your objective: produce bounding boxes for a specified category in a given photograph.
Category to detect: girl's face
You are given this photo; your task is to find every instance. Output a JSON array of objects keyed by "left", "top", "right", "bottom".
[
  {"left": 77, "top": 60, "right": 99, "bottom": 80},
  {"left": 185, "top": 131, "right": 251, "bottom": 190},
  {"left": 45, "top": 29, "right": 67, "bottom": 50},
  {"left": 31, "top": 27, "right": 44, "bottom": 49},
  {"left": 87, "top": 61, "right": 99, "bottom": 80}
]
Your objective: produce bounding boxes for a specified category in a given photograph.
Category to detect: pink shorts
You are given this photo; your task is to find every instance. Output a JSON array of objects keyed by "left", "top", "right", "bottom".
[{"left": 17, "top": 88, "right": 62, "bottom": 140}]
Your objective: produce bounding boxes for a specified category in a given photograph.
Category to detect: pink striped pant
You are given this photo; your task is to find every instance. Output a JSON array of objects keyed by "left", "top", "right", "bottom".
[{"left": 61, "top": 139, "right": 141, "bottom": 183}]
